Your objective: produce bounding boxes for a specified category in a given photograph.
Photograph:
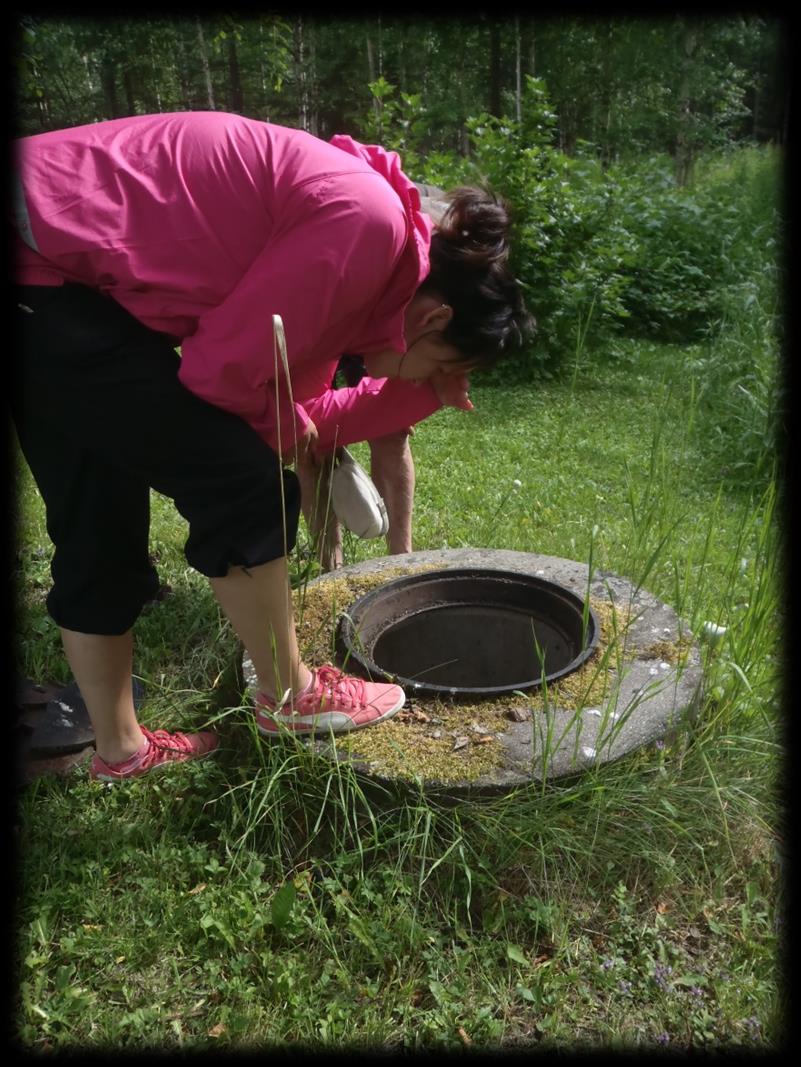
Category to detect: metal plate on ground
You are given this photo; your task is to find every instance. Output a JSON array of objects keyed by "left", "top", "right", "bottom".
[{"left": 16, "top": 677, "right": 145, "bottom": 757}]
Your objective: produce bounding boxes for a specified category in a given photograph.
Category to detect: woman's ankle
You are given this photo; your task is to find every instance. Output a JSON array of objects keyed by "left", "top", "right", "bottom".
[
  {"left": 95, "top": 727, "right": 147, "bottom": 766},
  {"left": 258, "top": 667, "right": 313, "bottom": 705}
]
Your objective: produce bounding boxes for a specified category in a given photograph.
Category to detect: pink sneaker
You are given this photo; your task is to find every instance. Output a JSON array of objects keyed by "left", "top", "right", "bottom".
[
  {"left": 255, "top": 665, "right": 405, "bottom": 736},
  {"left": 90, "top": 726, "right": 219, "bottom": 782}
]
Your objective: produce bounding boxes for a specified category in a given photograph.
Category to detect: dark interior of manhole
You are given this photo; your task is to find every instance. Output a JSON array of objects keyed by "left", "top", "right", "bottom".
[{"left": 336, "top": 569, "right": 599, "bottom": 700}]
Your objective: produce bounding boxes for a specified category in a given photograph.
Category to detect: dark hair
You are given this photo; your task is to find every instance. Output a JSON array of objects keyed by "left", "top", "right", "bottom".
[{"left": 419, "top": 186, "right": 534, "bottom": 368}]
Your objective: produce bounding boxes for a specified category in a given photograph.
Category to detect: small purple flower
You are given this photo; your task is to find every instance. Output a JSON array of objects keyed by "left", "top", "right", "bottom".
[
  {"left": 653, "top": 963, "right": 673, "bottom": 992},
  {"left": 656, "top": 1032, "right": 670, "bottom": 1045},
  {"left": 744, "top": 1016, "right": 761, "bottom": 1036},
  {"left": 690, "top": 985, "right": 704, "bottom": 998},
  {"left": 655, "top": 740, "right": 666, "bottom": 751},
  {"left": 618, "top": 979, "right": 632, "bottom": 993},
  {"left": 602, "top": 958, "right": 615, "bottom": 971}
]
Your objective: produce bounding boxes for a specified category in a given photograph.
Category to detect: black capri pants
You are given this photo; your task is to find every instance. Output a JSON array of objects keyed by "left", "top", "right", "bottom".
[{"left": 12, "top": 283, "right": 300, "bottom": 635}]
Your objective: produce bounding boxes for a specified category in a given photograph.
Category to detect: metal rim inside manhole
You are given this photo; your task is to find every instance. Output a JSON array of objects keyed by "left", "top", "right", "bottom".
[{"left": 336, "top": 568, "right": 599, "bottom": 700}]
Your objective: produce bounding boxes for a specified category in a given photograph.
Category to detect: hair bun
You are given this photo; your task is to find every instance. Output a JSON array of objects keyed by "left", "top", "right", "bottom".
[
  {"left": 438, "top": 186, "right": 512, "bottom": 266},
  {"left": 421, "top": 183, "right": 532, "bottom": 368}
]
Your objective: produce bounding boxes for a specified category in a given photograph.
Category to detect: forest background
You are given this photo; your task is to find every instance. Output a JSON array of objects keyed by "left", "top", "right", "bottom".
[
  {"left": 14, "top": 15, "right": 787, "bottom": 157},
  {"left": 14, "top": 14, "right": 788, "bottom": 475}
]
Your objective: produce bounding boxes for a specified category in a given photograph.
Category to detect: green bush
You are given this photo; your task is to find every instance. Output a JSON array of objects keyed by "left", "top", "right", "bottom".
[
  {"left": 609, "top": 158, "right": 727, "bottom": 341},
  {"left": 360, "top": 77, "right": 636, "bottom": 374},
  {"left": 458, "top": 88, "right": 635, "bottom": 377},
  {"left": 609, "top": 146, "right": 782, "bottom": 346},
  {"left": 360, "top": 77, "right": 782, "bottom": 404},
  {"left": 362, "top": 77, "right": 430, "bottom": 180}
]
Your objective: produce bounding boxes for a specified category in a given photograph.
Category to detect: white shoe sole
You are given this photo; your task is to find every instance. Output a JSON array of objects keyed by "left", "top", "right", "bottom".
[{"left": 256, "top": 691, "right": 405, "bottom": 737}]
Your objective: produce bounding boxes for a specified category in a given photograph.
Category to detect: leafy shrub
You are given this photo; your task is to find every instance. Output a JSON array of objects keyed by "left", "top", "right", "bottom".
[
  {"left": 362, "top": 76, "right": 430, "bottom": 180},
  {"left": 609, "top": 147, "right": 781, "bottom": 346},
  {"left": 609, "top": 158, "right": 727, "bottom": 340},
  {"left": 359, "top": 77, "right": 782, "bottom": 402},
  {"left": 419, "top": 80, "right": 635, "bottom": 377}
]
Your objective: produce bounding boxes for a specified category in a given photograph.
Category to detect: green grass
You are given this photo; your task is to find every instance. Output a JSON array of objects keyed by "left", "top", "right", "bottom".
[{"left": 12, "top": 335, "right": 783, "bottom": 1052}]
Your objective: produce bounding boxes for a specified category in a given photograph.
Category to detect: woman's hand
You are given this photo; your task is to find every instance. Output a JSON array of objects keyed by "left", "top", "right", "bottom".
[
  {"left": 281, "top": 418, "right": 319, "bottom": 463},
  {"left": 428, "top": 369, "right": 474, "bottom": 411}
]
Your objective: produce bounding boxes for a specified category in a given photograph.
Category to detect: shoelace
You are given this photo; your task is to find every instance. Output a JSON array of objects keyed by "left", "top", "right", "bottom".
[
  {"left": 138, "top": 727, "right": 193, "bottom": 766},
  {"left": 313, "top": 665, "right": 367, "bottom": 711}
]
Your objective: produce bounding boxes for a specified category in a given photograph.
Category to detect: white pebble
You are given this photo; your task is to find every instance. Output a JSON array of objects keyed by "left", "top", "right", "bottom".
[{"left": 701, "top": 621, "right": 727, "bottom": 642}]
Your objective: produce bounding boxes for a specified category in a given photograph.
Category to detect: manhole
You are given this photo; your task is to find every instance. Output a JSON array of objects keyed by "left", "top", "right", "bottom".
[
  {"left": 243, "top": 549, "right": 703, "bottom": 794},
  {"left": 336, "top": 568, "right": 599, "bottom": 699}
]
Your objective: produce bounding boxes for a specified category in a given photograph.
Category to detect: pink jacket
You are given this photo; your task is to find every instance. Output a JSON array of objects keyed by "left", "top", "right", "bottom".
[{"left": 12, "top": 111, "right": 442, "bottom": 451}]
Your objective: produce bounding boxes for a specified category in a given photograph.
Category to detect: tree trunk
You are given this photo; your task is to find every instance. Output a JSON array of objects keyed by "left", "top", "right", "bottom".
[
  {"left": 488, "top": 20, "right": 502, "bottom": 116},
  {"left": 100, "top": 52, "right": 121, "bottom": 118},
  {"left": 295, "top": 17, "right": 309, "bottom": 131},
  {"left": 122, "top": 65, "right": 136, "bottom": 115},
  {"left": 81, "top": 52, "right": 95, "bottom": 97},
  {"left": 258, "top": 18, "right": 269, "bottom": 117},
  {"left": 749, "top": 29, "right": 761, "bottom": 139},
  {"left": 559, "top": 98, "right": 577, "bottom": 155},
  {"left": 31, "top": 59, "right": 51, "bottom": 129},
  {"left": 175, "top": 24, "right": 193, "bottom": 110},
  {"left": 514, "top": 16, "right": 522, "bottom": 123},
  {"left": 398, "top": 24, "right": 407, "bottom": 93},
  {"left": 459, "top": 43, "right": 469, "bottom": 156},
  {"left": 227, "top": 35, "right": 244, "bottom": 113},
  {"left": 600, "top": 20, "right": 615, "bottom": 167},
  {"left": 366, "top": 31, "right": 376, "bottom": 82},
  {"left": 148, "top": 35, "right": 163, "bottom": 112},
  {"left": 195, "top": 16, "right": 216, "bottom": 110},
  {"left": 307, "top": 19, "right": 319, "bottom": 136},
  {"left": 366, "top": 29, "right": 380, "bottom": 123},
  {"left": 422, "top": 23, "right": 432, "bottom": 99},
  {"left": 675, "top": 21, "right": 699, "bottom": 186}
]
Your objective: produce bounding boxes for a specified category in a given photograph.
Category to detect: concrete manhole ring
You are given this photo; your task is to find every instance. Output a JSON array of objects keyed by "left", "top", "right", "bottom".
[{"left": 243, "top": 549, "right": 704, "bottom": 796}]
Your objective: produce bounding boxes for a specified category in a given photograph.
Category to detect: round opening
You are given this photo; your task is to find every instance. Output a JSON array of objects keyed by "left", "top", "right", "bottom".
[{"left": 336, "top": 569, "right": 599, "bottom": 699}]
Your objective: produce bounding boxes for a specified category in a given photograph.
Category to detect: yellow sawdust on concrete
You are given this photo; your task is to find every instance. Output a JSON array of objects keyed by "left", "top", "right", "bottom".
[{"left": 639, "top": 637, "right": 693, "bottom": 665}]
